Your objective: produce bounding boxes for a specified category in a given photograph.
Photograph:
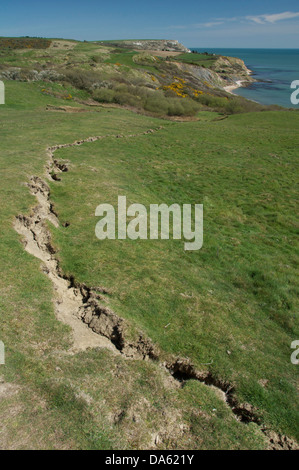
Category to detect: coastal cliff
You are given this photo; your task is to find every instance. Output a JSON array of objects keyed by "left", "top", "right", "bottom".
[
  {"left": 98, "top": 40, "right": 254, "bottom": 90},
  {"left": 0, "top": 37, "right": 262, "bottom": 115},
  {"left": 172, "top": 55, "right": 253, "bottom": 93},
  {"left": 211, "top": 55, "right": 254, "bottom": 88},
  {"left": 99, "top": 39, "right": 190, "bottom": 53}
]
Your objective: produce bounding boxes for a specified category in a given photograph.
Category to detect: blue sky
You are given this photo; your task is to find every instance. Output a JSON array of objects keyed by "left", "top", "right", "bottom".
[{"left": 1, "top": 0, "right": 299, "bottom": 47}]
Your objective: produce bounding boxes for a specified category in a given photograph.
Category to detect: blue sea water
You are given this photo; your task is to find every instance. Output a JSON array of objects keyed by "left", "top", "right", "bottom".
[{"left": 191, "top": 48, "right": 299, "bottom": 108}]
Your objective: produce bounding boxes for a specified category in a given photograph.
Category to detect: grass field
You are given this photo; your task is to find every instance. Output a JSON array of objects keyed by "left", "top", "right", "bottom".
[
  {"left": 172, "top": 52, "right": 218, "bottom": 67},
  {"left": 50, "top": 110, "right": 299, "bottom": 440},
  {"left": 0, "top": 41, "right": 298, "bottom": 450}
]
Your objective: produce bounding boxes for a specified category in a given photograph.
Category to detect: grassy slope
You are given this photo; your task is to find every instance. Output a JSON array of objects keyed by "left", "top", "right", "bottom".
[
  {"left": 51, "top": 110, "right": 299, "bottom": 440},
  {"left": 0, "top": 81, "right": 165, "bottom": 449},
  {"left": 172, "top": 52, "right": 218, "bottom": 67},
  {"left": 0, "top": 39, "right": 273, "bottom": 116},
  {"left": 0, "top": 80, "right": 268, "bottom": 450},
  {"left": 0, "top": 50, "right": 298, "bottom": 449}
]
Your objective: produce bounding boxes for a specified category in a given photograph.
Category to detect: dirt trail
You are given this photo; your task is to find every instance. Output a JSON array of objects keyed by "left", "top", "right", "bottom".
[{"left": 14, "top": 128, "right": 298, "bottom": 450}]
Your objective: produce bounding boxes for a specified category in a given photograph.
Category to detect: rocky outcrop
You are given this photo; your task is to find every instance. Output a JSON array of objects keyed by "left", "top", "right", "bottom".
[
  {"left": 176, "top": 61, "right": 226, "bottom": 88},
  {"left": 102, "top": 39, "right": 190, "bottom": 53},
  {"left": 0, "top": 68, "right": 64, "bottom": 82},
  {"left": 211, "top": 56, "right": 254, "bottom": 86},
  {"left": 174, "top": 54, "right": 255, "bottom": 92}
]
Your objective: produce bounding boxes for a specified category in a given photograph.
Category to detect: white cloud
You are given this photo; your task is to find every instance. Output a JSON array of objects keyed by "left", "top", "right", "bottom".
[
  {"left": 167, "top": 11, "right": 299, "bottom": 32},
  {"left": 247, "top": 16, "right": 264, "bottom": 25},
  {"left": 247, "top": 11, "right": 299, "bottom": 24},
  {"left": 168, "top": 21, "right": 224, "bottom": 30},
  {"left": 195, "top": 21, "right": 224, "bottom": 28},
  {"left": 214, "top": 17, "right": 238, "bottom": 22}
]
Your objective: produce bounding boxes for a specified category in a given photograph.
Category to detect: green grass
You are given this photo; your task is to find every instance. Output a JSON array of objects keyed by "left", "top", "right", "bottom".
[
  {"left": 50, "top": 111, "right": 299, "bottom": 441},
  {"left": 0, "top": 61, "right": 298, "bottom": 449},
  {"left": 103, "top": 50, "right": 159, "bottom": 73}
]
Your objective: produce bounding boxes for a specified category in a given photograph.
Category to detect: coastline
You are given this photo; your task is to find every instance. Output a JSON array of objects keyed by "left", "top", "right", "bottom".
[
  {"left": 224, "top": 80, "right": 246, "bottom": 94},
  {"left": 224, "top": 79, "right": 261, "bottom": 104},
  {"left": 224, "top": 67, "right": 254, "bottom": 94},
  {"left": 221, "top": 60, "right": 254, "bottom": 94}
]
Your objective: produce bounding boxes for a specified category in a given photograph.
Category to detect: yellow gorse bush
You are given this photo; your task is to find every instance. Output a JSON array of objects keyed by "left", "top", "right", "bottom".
[{"left": 161, "top": 77, "right": 204, "bottom": 99}]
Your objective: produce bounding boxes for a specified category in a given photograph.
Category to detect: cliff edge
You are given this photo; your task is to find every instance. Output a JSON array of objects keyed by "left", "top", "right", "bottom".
[{"left": 100, "top": 39, "right": 190, "bottom": 53}]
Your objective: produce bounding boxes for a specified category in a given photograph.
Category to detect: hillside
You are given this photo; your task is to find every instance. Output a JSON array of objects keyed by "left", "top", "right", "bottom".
[
  {"left": 0, "top": 38, "right": 298, "bottom": 450},
  {"left": 99, "top": 39, "right": 191, "bottom": 53},
  {"left": 0, "top": 38, "right": 260, "bottom": 117}
]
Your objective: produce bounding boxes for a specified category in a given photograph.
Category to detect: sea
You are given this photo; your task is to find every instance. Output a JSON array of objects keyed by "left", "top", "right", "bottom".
[{"left": 191, "top": 48, "right": 299, "bottom": 108}]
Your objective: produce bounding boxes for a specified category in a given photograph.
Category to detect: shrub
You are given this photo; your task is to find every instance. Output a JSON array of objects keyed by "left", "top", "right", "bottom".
[
  {"left": 0, "top": 38, "right": 51, "bottom": 50},
  {"left": 132, "top": 53, "right": 158, "bottom": 65},
  {"left": 196, "top": 93, "right": 228, "bottom": 109},
  {"left": 144, "top": 94, "right": 169, "bottom": 115},
  {"left": 90, "top": 55, "right": 105, "bottom": 63},
  {"left": 224, "top": 99, "right": 244, "bottom": 114},
  {"left": 114, "top": 92, "right": 142, "bottom": 108},
  {"left": 113, "top": 83, "right": 129, "bottom": 94},
  {"left": 167, "top": 100, "right": 185, "bottom": 116},
  {"left": 144, "top": 93, "right": 199, "bottom": 116},
  {"left": 93, "top": 88, "right": 116, "bottom": 103},
  {"left": 167, "top": 97, "right": 199, "bottom": 116},
  {"left": 64, "top": 69, "right": 102, "bottom": 90}
]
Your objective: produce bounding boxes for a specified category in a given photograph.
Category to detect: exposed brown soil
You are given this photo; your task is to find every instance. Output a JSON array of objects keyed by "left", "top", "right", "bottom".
[
  {"left": 46, "top": 105, "right": 92, "bottom": 113},
  {"left": 0, "top": 377, "right": 20, "bottom": 400},
  {"left": 49, "top": 40, "right": 75, "bottom": 50}
]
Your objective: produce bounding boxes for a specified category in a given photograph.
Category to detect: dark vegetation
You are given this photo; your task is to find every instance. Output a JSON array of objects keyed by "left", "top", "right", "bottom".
[{"left": 0, "top": 37, "right": 51, "bottom": 50}]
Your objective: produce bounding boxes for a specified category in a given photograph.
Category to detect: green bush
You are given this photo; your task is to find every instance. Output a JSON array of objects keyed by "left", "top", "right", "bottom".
[
  {"left": 144, "top": 94, "right": 169, "bottom": 115},
  {"left": 167, "top": 97, "right": 199, "bottom": 116},
  {"left": 90, "top": 55, "right": 105, "bottom": 63},
  {"left": 196, "top": 94, "right": 228, "bottom": 109},
  {"left": 0, "top": 37, "right": 51, "bottom": 50},
  {"left": 64, "top": 69, "right": 102, "bottom": 90},
  {"left": 113, "top": 83, "right": 129, "bottom": 94},
  {"left": 93, "top": 88, "right": 115, "bottom": 103},
  {"left": 114, "top": 92, "right": 142, "bottom": 108},
  {"left": 195, "top": 92, "right": 268, "bottom": 114},
  {"left": 225, "top": 99, "right": 244, "bottom": 114},
  {"left": 132, "top": 53, "right": 158, "bottom": 65},
  {"left": 145, "top": 93, "right": 200, "bottom": 116}
]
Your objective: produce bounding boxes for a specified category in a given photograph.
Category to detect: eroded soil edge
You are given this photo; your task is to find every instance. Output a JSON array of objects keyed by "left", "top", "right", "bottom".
[{"left": 14, "top": 129, "right": 298, "bottom": 450}]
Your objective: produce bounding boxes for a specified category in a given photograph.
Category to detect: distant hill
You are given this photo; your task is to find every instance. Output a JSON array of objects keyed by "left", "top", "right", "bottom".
[{"left": 98, "top": 39, "right": 190, "bottom": 53}]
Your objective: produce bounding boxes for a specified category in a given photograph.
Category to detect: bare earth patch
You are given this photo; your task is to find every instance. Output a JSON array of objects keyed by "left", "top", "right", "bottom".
[{"left": 49, "top": 40, "right": 76, "bottom": 50}]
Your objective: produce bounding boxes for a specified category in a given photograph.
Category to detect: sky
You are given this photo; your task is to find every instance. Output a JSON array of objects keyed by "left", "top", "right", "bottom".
[{"left": 1, "top": 0, "right": 299, "bottom": 48}]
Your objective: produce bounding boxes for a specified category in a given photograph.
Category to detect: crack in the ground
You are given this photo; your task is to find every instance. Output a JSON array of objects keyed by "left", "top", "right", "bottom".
[
  {"left": 15, "top": 128, "right": 163, "bottom": 356},
  {"left": 14, "top": 127, "right": 298, "bottom": 450},
  {"left": 164, "top": 359, "right": 260, "bottom": 424}
]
